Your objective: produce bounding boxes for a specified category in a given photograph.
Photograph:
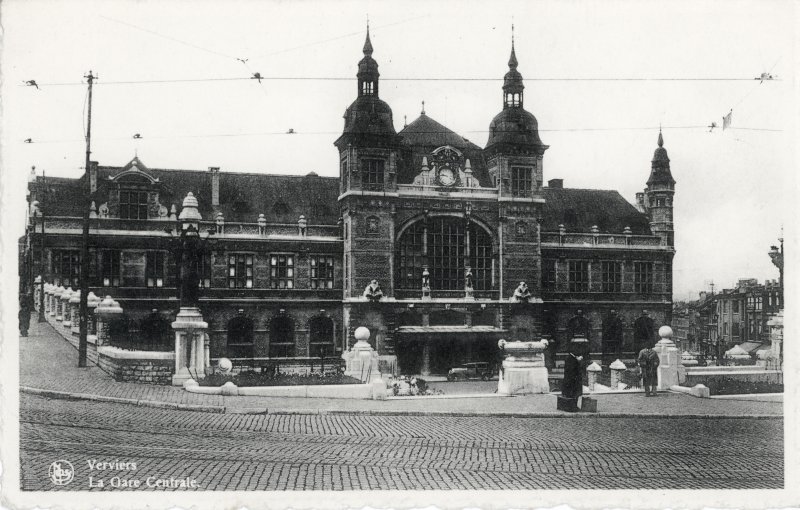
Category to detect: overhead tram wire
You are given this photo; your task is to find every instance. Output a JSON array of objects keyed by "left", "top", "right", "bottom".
[
  {"left": 22, "top": 75, "right": 777, "bottom": 87},
  {"left": 22, "top": 124, "right": 782, "bottom": 145}
]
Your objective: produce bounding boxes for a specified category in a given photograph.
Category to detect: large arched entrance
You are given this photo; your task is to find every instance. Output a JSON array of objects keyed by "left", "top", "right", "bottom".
[{"left": 396, "top": 217, "right": 493, "bottom": 291}]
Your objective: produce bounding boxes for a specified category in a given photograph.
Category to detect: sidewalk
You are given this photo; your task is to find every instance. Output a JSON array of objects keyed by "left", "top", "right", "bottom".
[{"left": 21, "top": 320, "right": 784, "bottom": 417}]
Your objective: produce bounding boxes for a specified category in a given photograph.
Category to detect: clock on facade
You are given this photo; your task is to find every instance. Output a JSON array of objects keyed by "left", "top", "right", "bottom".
[{"left": 437, "top": 167, "right": 456, "bottom": 186}]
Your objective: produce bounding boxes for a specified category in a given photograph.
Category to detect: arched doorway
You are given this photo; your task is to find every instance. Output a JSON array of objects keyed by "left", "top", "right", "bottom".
[
  {"left": 269, "top": 315, "right": 295, "bottom": 357},
  {"left": 227, "top": 312, "right": 255, "bottom": 358},
  {"left": 309, "top": 316, "right": 334, "bottom": 358}
]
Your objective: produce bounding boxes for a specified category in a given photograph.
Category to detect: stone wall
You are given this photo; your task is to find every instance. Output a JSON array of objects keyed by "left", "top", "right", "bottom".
[{"left": 97, "top": 349, "right": 174, "bottom": 385}]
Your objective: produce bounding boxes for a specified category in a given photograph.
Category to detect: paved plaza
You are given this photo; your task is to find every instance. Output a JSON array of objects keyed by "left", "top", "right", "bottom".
[
  {"left": 20, "top": 394, "right": 783, "bottom": 491},
  {"left": 17, "top": 321, "right": 785, "bottom": 491}
]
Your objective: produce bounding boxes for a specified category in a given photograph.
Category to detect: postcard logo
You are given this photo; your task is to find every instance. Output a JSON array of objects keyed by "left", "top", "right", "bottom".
[{"left": 48, "top": 460, "right": 74, "bottom": 486}]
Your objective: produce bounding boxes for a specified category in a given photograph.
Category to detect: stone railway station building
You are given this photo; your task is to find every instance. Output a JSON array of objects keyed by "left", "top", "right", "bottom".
[{"left": 23, "top": 31, "right": 675, "bottom": 376}]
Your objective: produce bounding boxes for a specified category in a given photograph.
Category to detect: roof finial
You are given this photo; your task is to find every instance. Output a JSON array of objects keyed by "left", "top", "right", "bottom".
[
  {"left": 404, "top": 115, "right": 407, "bottom": 127},
  {"left": 657, "top": 128, "right": 664, "bottom": 148},
  {"left": 363, "top": 19, "right": 373, "bottom": 56},
  {"left": 421, "top": 100, "right": 425, "bottom": 115}
]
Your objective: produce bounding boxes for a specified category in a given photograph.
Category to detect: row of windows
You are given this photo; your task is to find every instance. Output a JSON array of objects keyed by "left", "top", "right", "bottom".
[
  {"left": 50, "top": 250, "right": 336, "bottom": 290},
  {"left": 542, "top": 259, "right": 664, "bottom": 294}
]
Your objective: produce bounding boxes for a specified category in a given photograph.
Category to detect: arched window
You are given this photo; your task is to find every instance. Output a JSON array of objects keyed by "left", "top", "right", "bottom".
[
  {"left": 227, "top": 313, "right": 254, "bottom": 358},
  {"left": 269, "top": 315, "right": 294, "bottom": 357},
  {"left": 396, "top": 217, "right": 492, "bottom": 291},
  {"left": 309, "top": 316, "right": 334, "bottom": 358}
]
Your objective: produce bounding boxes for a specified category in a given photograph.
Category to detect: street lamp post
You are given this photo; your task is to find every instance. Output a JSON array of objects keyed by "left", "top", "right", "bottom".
[{"left": 169, "top": 192, "right": 213, "bottom": 386}]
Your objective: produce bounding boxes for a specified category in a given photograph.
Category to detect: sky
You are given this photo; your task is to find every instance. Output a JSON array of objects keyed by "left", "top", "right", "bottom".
[{"left": 1, "top": 0, "right": 796, "bottom": 301}]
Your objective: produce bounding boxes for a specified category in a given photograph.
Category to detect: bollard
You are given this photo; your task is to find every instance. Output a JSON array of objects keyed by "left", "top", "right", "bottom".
[
  {"left": 609, "top": 359, "right": 626, "bottom": 390},
  {"left": 586, "top": 362, "right": 602, "bottom": 391}
]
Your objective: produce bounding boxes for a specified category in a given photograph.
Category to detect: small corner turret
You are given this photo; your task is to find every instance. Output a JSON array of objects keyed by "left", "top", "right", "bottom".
[{"left": 642, "top": 129, "right": 675, "bottom": 248}]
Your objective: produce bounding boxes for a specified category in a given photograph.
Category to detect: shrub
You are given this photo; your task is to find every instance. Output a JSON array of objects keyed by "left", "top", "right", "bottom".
[{"left": 198, "top": 370, "right": 361, "bottom": 387}]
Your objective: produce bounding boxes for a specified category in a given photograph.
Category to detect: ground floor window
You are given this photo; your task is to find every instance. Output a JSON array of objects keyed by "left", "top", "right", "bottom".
[
  {"left": 269, "top": 315, "right": 294, "bottom": 357},
  {"left": 227, "top": 313, "right": 254, "bottom": 358},
  {"left": 52, "top": 249, "right": 80, "bottom": 288},
  {"left": 309, "top": 316, "right": 335, "bottom": 357},
  {"left": 100, "top": 250, "right": 121, "bottom": 287}
]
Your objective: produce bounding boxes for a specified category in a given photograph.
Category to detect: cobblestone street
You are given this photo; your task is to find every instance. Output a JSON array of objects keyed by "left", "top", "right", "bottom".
[{"left": 20, "top": 394, "right": 783, "bottom": 491}]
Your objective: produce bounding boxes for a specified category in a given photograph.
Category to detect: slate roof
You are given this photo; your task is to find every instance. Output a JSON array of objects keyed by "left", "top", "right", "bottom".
[
  {"left": 34, "top": 157, "right": 651, "bottom": 235},
  {"left": 541, "top": 187, "right": 652, "bottom": 235},
  {"left": 397, "top": 114, "right": 491, "bottom": 187}
]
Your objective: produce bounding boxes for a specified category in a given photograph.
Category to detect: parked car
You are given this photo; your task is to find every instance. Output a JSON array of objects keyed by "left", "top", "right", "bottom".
[{"left": 447, "top": 362, "right": 493, "bottom": 381}]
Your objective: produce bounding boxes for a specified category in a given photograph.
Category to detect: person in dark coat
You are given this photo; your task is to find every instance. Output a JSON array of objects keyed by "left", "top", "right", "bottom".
[
  {"left": 18, "top": 293, "right": 32, "bottom": 337},
  {"left": 562, "top": 343, "right": 585, "bottom": 400},
  {"left": 637, "top": 342, "right": 660, "bottom": 396}
]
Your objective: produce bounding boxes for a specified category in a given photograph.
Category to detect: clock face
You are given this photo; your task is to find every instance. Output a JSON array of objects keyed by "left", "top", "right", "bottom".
[{"left": 437, "top": 167, "right": 456, "bottom": 186}]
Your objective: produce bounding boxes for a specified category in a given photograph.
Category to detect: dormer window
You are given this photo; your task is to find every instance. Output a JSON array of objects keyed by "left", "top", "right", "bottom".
[{"left": 120, "top": 190, "right": 149, "bottom": 219}]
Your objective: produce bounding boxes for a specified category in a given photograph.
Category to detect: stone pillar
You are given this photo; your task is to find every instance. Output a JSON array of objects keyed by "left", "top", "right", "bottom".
[
  {"left": 767, "top": 310, "right": 784, "bottom": 370},
  {"left": 586, "top": 362, "right": 602, "bottom": 391},
  {"left": 496, "top": 338, "right": 550, "bottom": 395},
  {"left": 69, "top": 290, "right": 81, "bottom": 336},
  {"left": 342, "top": 326, "right": 381, "bottom": 382},
  {"left": 420, "top": 340, "right": 431, "bottom": 376},
  {"left": 654, "top": 325, "right": 679, "bottom": 390},
  {"left": 94, "top": 296, "right": 123, "bottom": 347},
  {"left": 44, "top": 284, "right": 52, "bottom": 315},
  {"left": 54, "top": 286, "right": 65, "bottom": 320},
  {"left": 33, "top": 276, "right": 42, "bottom": 312},
  {"left": 609, "top": 359, "right": 626, "bottom": 390},
  {"left": 172, "top": 307, "right": 209, "bottom": 386},
  {"left": 87, "top": 292, "right": 101, "bottom": 342},
  {"left": 59, "top": 287, "right": 72, "bottom": 324}
]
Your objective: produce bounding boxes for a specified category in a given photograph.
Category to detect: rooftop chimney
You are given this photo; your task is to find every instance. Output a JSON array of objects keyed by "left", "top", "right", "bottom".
[
  {"left": 547, "top": 178, "right": 563, "bottom": 189},
  {"left": 89, "top": 161, "right": 99, "bottom": 193},
  {"left": 209, "top": 167, "right": 220, "bottom": 207}
]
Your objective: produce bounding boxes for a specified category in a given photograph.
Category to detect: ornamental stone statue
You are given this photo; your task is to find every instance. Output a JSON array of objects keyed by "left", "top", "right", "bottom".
[
  {"left": 363, "top": 279, "right": 384, "bottom": 302},
  {"left": 511, "top": 281, "right": 532, "bottom": 303}
]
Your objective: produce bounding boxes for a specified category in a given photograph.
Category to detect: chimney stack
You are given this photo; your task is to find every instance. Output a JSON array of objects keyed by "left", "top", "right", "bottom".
[
  {"left": 547, "top": 178, "right": 563, "bottom": 189},
  {"left": 89, "top": 161, "right": 99, "bottom": 193},
  {"left": 209, "top": 167, "right": 220, "bottom": 207}
]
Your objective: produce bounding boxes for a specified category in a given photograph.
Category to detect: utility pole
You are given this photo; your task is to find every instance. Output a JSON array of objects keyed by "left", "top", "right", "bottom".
[
  {"left": 38, "top": 169, "right": 47, "bottom": 323},
  {"left": 78, "top": 70, "right": 96, "bottom": 368}
]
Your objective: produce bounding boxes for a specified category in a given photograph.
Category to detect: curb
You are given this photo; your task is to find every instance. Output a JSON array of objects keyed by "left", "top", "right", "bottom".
[{"left": 20, "top": 386, "right": 783, "bottom": 419}]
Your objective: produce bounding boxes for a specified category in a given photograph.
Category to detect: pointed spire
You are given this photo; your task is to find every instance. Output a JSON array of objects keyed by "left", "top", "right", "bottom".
[
  {"left": 657, "top": 128, "right": 664, "bottom": 148},
  {"left": 509, "top": 24, "right": 518, "bottom": 69},
  {"left": 363, "top": 22, "right": 373, "bottom": 56}
]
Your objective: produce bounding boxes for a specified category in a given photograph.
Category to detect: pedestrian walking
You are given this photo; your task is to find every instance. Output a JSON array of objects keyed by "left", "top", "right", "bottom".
[{"left": 637, "top": 342, "right": 660, "bottom": 396}]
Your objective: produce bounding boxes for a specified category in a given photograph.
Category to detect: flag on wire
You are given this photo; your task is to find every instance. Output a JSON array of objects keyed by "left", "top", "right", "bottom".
[{"left": 722, "top": 110, "right": 733, "bottom": 130}]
